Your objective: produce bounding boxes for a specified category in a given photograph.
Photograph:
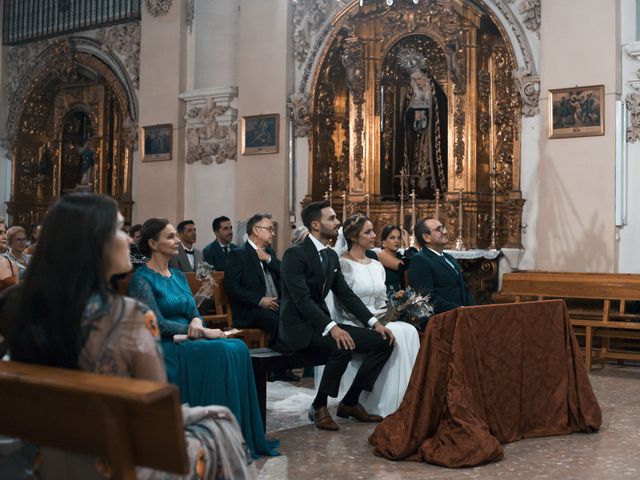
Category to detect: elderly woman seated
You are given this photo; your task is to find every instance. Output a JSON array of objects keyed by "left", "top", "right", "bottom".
[{"left": 3, "top": 226, "right": 30, "bottom": 273}]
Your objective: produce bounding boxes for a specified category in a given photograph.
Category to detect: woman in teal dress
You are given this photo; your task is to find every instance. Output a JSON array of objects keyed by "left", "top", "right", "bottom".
[{"left": 129, "top": 217, "right": 278, "bottom": 457}]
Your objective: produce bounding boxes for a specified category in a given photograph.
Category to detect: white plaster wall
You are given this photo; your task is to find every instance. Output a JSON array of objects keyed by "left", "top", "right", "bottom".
[
  {"left": 133, "top": 2, "right": 187, "bottom": 225},
  {"left": 517, "top": 115, "right": 541, "bottom": 270},
  {"left": 536, "top": 0, "right": 618, "bottom": 272},
  {"left": 236, "top": 0, "right": 292, "bottom": 256},
  {"left": 194, "top": 0, "right": 239, "bottom": 89},
  {"left": 181, "top": 1, "right": 240, "bottom": 247},
  {"left": 618, "top": 0, "right": 640, "bottom": 273},
  {"left": 183, "top": 160, "right": 237, "bottom": 247}
]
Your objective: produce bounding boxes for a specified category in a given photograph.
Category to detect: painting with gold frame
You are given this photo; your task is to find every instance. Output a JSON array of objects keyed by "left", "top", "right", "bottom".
[
  {"left": 141, "top": 123, "right": 173, "bottom": 161},
  {"left": 548, "top": 85, "right": 605, "bottom": 139},
  {"left": 241, "top": 114, "right": 279, "bottom": 155}
]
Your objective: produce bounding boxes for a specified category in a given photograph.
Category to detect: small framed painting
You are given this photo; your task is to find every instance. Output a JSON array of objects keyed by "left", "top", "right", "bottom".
[
  {"left": 141, "top": 124, "right": 173, "bottom": 161},
  {"left": 241, "top": 114, "right": 279, "bottom": 155},
  {"left": 548, "top": 85, "right": 605, "bottom": 139}
]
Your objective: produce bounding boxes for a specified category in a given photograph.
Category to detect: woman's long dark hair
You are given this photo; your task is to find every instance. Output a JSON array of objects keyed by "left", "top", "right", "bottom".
[{"left": 3, "top": 193, "right": 119, "bottom": 368}]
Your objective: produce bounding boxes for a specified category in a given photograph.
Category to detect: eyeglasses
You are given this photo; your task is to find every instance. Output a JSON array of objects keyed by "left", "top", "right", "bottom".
[
  {"left": 255, "top": 226, "right": 274, "bottom": 233},
  {"left": 434, "top": 225, "right": 447, "bottom": 233}
]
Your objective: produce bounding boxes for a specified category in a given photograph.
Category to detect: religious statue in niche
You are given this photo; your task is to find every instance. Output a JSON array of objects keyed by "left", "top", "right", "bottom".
[
  {"left": 36, "top": 144, "right": 54, "bottom": 199},
  {"left": 398, "top": 48, "right": 445, "bottom": 194},
  {"left": 380, "top": 41, "right": 448, "bottom": 200},
  {"left": 78, "top": 140, "right": 94, "bottom": 187}
]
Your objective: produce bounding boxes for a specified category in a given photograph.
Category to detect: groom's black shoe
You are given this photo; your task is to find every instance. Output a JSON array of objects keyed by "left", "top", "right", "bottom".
[
  {"left": 336, "top": 402, "right": 383, "bottom": 423},
  {"left": 308, "top": 405, "right": 339, "bottom": 431}
]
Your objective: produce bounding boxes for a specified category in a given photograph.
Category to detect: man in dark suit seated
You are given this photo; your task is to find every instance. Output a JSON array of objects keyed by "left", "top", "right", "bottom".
[
  {"left": 226, "top": 213, "right": 299, "bottom": 382},
  {"left": 169, "top": 220, "right": 203, "bottom": 273},
  {"left": 225, "top": 213, "right": 282, "bottom": 338},
  {"left": 408, "top": 217, "right": 475, "bottom": 317},
  {"left": 277, "top": 201, "right": 395, "bottom": 431},
  {"left": 202, "top": 216, "right": 237, "bottom": 271}
]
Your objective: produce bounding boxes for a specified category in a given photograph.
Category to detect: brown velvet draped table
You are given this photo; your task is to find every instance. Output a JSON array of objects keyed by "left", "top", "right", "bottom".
[{"left": 369, "top": 300, "right": 602, "bottom": 468}]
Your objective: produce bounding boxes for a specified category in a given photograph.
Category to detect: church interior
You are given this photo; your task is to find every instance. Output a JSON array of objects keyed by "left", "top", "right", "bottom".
[{"left": 1, "top": 0, "right": 640, "bottom": 479}]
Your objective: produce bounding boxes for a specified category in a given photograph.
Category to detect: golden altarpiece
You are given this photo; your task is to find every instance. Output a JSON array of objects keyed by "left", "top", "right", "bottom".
[
  {"left": 4, "top": 40, "right": 136, "bottom": 227},
  {"left": 306, "top": 0, "right": 525, "bottom": 256}
]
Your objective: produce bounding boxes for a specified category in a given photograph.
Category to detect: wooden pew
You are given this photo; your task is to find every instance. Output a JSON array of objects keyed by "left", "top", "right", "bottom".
[
  {"left": 501, "top": 271, "right": 640, "bottom": 370},
  {"left": 0, "top": 361, "right": 189, "bottom": 480},
  {"left": 185, "top": 272, "right": 268, "bottom": 349}
]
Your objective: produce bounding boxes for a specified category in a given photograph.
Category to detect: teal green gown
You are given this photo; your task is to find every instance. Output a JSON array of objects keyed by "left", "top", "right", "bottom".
[{"left": 129, "top": 265, "right": 278, "bottom": 457}]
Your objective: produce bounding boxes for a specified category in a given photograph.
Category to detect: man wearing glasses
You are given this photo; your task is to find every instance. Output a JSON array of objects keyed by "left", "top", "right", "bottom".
[
  {"left": 226, "top": 213, "right": 299, "bottom": 381},
  {"left": 408, "top": 217, "right": 475, "bottom": 317}
]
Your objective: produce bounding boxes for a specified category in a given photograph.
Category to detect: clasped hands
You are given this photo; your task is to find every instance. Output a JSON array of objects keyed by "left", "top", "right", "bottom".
[
  {"left": 330, "top": 322, "right": 395, "bottom": 350},
  {"left": 188, "top": 317, "right": 225, "bottom": 339}
]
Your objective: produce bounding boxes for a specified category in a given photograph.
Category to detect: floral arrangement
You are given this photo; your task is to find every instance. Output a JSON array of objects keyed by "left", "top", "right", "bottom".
[
  {"left": 376, "top": 287, "right": 434, "bottom": 328},
  {"left": 194, "top": 262, "right": 217, "bottom": 308}
]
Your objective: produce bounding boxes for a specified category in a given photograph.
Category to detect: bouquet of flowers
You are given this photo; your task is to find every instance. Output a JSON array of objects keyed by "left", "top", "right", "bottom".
[
  {"left": 375, "top": 287, "right": 434, "bottom": 329},
  {"left": 194, "top": 262, "right": 217, "bottom": 308}
]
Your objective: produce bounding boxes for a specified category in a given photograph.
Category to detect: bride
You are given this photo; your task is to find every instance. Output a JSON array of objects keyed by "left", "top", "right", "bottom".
[{"left": 320, "top": 214, "right": 420, "bottom": 418}]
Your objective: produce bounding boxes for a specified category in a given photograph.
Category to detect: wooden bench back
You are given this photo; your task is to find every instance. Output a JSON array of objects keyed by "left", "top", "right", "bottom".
[
  {"left": 0, "top": 361, "right": 189, "bottom": 479},
  {"left": 183, "top": 271, "right": 202, "bottom": 298},
  {"left": 502, "top": 271, "right": 640, "bottom": 301},
  {"left": 212, "top": 271, "right": 233, "bottom": 329}
]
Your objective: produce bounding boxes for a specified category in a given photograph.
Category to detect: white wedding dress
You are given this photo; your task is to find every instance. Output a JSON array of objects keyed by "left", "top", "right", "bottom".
[{"left": 318, "top": 257, "right": 420, "bottom": 418}]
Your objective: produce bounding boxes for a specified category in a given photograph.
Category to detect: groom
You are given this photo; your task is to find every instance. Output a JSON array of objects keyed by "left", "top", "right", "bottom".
[{"left": 277, "top": 200, "right": 395, "bottom": 430}]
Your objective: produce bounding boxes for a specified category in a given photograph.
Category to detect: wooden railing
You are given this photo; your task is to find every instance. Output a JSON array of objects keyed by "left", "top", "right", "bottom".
[{"left": 3, "top": 0, "right": 140, "bottom": 46}]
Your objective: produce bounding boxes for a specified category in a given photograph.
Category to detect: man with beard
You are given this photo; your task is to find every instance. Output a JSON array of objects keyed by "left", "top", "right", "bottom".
[{"left": 276, "top": 200, "right": 395, "bottom": 431}]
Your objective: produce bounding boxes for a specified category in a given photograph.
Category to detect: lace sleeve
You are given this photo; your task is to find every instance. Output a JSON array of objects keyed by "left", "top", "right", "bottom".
[
  {"left": 128, "top": 274, "right": 189, "bottom": 337},
  {"left": 173, "top": 269, "right": 201, "bottom": 320}
]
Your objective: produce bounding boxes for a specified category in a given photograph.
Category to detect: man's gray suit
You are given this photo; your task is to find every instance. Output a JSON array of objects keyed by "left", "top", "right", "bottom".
[{"left": 169, "top": 244, "right": 204, "bottom": 273}]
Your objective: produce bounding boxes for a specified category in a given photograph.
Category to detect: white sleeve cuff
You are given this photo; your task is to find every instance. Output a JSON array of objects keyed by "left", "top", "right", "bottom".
[
  {"left": 368, "top": 317, "right": 378, "bottom": 328},
  {"left": 322, "top": 321, "right": 337, "bottom": 336}
]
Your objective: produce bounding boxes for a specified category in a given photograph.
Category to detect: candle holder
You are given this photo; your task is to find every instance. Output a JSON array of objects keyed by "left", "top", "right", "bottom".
[
  {"left": 434, "top": 188, "right": 441, "bottom": 219},
  {"left": 341, "top": 190, "right": 347, "bottom": 223},
  {"left": 409, "top": 188, "right": 417, "bottom": 247},
  {"left": 328, "top": 166, "right": 333, "bottom": 207},
  {"left": 364, "top": 192, "right": 370, "bottom": 218},
  {"left": 489, "top": 166, "right": 498, "bottom": 250},
  {"left": 454, "top": 189, "right": 465, "bottom": 251}
]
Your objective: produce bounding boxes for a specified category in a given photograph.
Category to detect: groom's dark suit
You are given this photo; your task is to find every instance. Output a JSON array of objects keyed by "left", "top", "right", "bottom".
[{"left": 277, "top": 236, "right": 393, "bottom": 397}]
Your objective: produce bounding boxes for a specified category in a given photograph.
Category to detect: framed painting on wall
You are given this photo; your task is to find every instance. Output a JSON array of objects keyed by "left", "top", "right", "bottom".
[
  {"left": 141, "top": 124, "right": 173, "bottom": 161},
  {"left": 548, "top": 85, "right": 605, "bottom": 139},
  {"left": 241, "top": 114, "right": 279, "bottom": 155}
]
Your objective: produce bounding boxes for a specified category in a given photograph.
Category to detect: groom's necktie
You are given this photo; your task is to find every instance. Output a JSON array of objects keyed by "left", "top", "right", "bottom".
[{"left": 319, "top": 248, "right": 330, "bottom": 279}]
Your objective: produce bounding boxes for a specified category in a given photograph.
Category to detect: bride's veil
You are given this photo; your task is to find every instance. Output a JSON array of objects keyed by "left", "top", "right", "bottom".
[{"left": 333, "top": 226, "right": 348, "bottom": 257}]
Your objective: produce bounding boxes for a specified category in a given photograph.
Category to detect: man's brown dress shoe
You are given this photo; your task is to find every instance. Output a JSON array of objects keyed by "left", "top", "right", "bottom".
[
  {"left": 308, "top": 405, "right": 339, "bottom": 431},
  {"left": 336, "top": 402, "right": 383, "bottom": 422}
]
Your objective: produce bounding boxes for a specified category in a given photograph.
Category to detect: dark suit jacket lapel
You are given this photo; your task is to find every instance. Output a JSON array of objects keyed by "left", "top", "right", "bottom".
[
  {"left": 302, "top": 236, "right": 324, "bottom": 296},
  {"left": 443, "top": 253, "right": 466, "bottom": 287},
  {"left": 244, "top": 241, "right": 266, "bottom": 288},
  {"left": 424, "top": 248, "right": 459, "bottom": 282}
]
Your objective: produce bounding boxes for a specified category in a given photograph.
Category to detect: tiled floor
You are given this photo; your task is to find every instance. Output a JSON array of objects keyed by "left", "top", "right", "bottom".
[{"left": 257, "top": 365, "right": 640, "bottom": 479}]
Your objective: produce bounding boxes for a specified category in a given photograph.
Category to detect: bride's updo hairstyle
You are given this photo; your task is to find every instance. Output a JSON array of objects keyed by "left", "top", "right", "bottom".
[{"left": 342, "top": 213, "right": 370, "bottom": 250}]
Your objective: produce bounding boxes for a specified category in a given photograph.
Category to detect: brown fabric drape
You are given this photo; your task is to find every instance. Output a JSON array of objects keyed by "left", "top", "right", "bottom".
[{"left": 369, "top": 300, "right": 602, "bottom": 468}]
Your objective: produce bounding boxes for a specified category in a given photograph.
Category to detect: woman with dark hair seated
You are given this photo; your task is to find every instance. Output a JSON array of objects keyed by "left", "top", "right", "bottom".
[
  {"left": 0, "top": 193, "right": 256, "bottom": 479},
  {"left": 376, "top": 224, "right": 411, "bottom": 293},
  {"left": 129, "top": 218, "right": 277, "bottom": 457}
]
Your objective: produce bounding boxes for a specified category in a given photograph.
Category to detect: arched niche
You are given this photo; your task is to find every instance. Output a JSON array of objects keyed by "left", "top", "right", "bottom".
[
  {"left": 4, "top": 38, "right": 137, "bottom": 226},
  {"left": 307, "top": 0, "right": 525, "bottom": 249}
]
